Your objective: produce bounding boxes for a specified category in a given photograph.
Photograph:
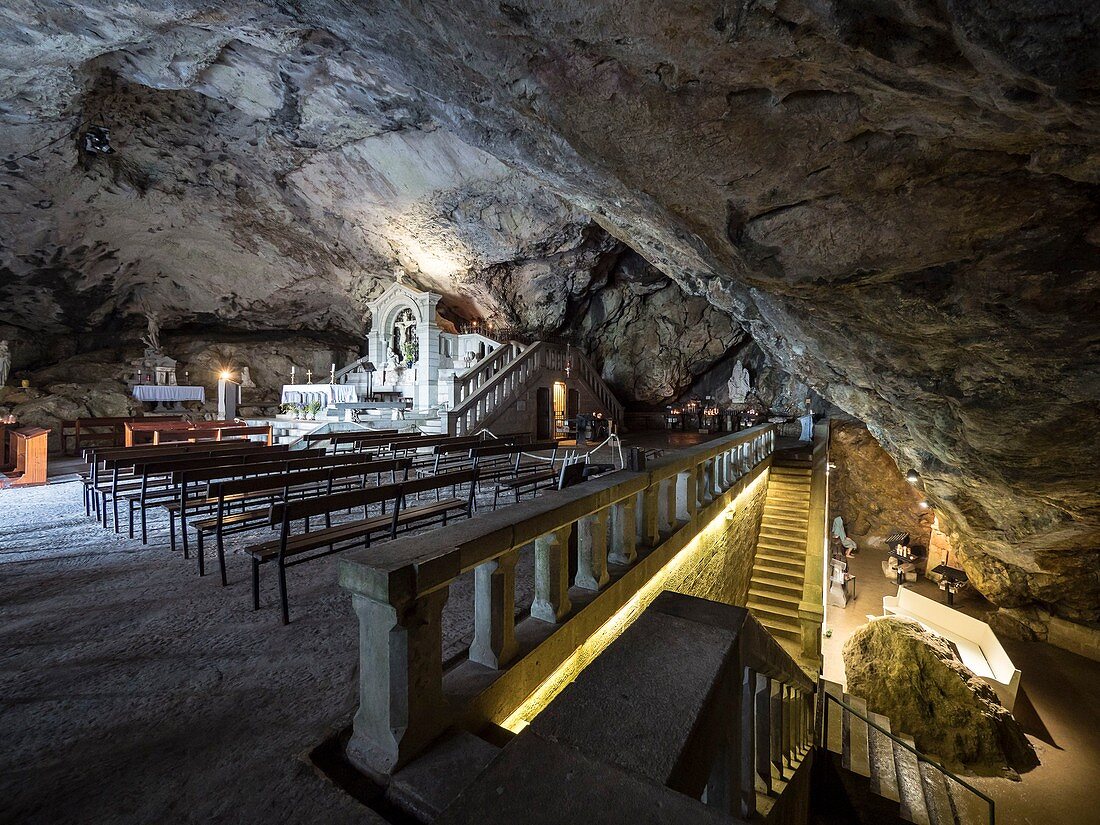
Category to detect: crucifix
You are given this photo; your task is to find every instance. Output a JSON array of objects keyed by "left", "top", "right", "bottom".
[{"left": 306, "top": 369, "right": 313, "bottom": 384}]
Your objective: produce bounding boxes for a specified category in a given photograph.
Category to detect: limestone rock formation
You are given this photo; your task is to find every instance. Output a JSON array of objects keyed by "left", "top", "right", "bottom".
[
  {"left": 843, "top": 618, "right": 1038, "bottom": 776},
  {"left": 829, "top": 420, "right": 934, "bottom": 553},
  {"left": 0, "top": 2, "right": 1097, "bottom": 621}
]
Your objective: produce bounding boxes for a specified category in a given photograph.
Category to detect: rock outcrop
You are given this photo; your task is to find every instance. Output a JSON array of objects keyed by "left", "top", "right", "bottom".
[
  {"left": 844, "top": 617, "right": 1038, "bottom": 776},
  {"left": 0, "top": 2, "right": 1097, "bottom": 621}
]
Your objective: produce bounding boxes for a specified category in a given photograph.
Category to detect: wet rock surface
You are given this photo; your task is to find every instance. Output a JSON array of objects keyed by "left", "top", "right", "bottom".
[
  {"left": 843, "top": 617, "right": 1038, "bottom": 776},
  {"left": 1, "top": 2, "right": 1098, "bottom": 619}
]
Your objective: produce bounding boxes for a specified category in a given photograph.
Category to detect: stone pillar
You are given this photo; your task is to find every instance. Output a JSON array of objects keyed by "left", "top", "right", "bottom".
[
  {"left": 532, "top": 528, "right": 572, "bottom": 622},
  {"left": 769, "top": 680, "right": 784, "bottom": 779},
  {"left": 416, "top": 319, "right": 439, "bottom": 410},
  {"left": 754, "top": 673, "right": 772, "bottom": 794},
  {"left": 575, "top": 508, "right": 610, "bottom": 591},
  {"left": 469, "top": 548, "right": 520, "bottom": 669},
  {"left": 608, "top": 497, "right": 637, "bottom": 565},
  {"left": 345, "top": 587, "right": 450, "bottom": 780},
  {"left": 738, "top": 667, "right": 757, "bottom": 819},
  {"left": 641, "top": 485, "right": 661, "bottom": 546},
  {"left": 675, "top": 468, "right": 698, "bottom": 522}
]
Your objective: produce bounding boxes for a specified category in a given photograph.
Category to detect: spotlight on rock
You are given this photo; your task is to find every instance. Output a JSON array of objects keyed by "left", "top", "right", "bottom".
[
  {"left": 906, "top": 469, "right": 920, "bottom": 484},
  {"left": 918, "top": 500, "right": 930, "bottom": 509},
  {"left": 80, "top": 125, "right": 115, "bottom": 156}
]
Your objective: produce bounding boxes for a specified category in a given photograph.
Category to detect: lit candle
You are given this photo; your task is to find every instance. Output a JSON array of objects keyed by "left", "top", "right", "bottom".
[{"left": 290, "top": 365, "right": 295, "bottom": 382}]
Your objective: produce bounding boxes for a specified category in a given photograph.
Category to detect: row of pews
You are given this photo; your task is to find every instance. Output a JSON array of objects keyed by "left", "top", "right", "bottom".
[{"left": 79, "top": 429, "right": 572, "bottom": 623}]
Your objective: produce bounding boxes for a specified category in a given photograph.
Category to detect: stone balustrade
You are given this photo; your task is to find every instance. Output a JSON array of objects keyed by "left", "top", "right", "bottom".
[{"left": 339, "top": 424, "right": 776, "bottom": 779}]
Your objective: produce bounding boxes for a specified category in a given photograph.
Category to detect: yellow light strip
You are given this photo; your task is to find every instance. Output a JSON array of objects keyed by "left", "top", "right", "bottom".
[{"left": 500, "top": 470, "right": 768, "bottom": 732}]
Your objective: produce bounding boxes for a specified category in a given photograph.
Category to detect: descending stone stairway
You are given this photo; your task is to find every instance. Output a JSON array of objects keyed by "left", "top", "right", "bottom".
[
  {"left": 821, "top": 680, "right": 989, "bottom": 825},
  {"left": 747, "top": 454, "right": 813, "bottom": 641}
]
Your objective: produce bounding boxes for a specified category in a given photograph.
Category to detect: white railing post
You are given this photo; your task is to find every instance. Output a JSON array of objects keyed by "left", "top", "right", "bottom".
[
  {"left": 470, "top": 547, "right": 520, "bottom": 669},
  {"left": 532, "top": 526, "right": 572, "bottom": 623},
  {"left": 575, "top": 508, "right": 610, "bottom": 591},
  {"left": 608, "top": 496, "right": 638, "bottom": 565}
]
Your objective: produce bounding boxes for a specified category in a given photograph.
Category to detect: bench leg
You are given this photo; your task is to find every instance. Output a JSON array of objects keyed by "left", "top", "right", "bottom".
[
  {"left": 128, "top": 500, "right": 135, "bottom": 539},
  {"left": 181, "top": 518, "right": 189, "bottom": 560},
  {"left": 196, "top": 529, "right": 205, "bottom": 577},
  {"left": 278, "top": 561, "right": 290, "bottom": 625},
  {"left": 217, "top": 532, "right": 228, "bottom": 587},
  {"left": 112, "top": 494, "right": 120, "bottom": 532},
  {"left": 140, "top": 505, "right": 148, "bottom": 544},
  {"left": 168, "top": 511, "right": 177, "bottom": 554},
  {"left": 252, "top": 560, "right": 261, "bottom": 610}
]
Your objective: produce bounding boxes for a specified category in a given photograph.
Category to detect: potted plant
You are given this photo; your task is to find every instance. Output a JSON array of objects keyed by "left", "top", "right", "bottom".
[
  {"left": 306, "top": 400, "right": 323, "bottom": 420},
  {"left": 402, "top": 339, "right": 418, "bottom": 368}
]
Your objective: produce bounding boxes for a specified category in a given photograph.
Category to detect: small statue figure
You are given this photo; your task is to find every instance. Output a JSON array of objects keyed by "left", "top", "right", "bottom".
[
  {"left": 239, "top": 366, "right": 257, "bottom": 388},
  {"left": 0, "top": 339, "right": 10, "bottom": 387},
  {"left": 726, "top": 361, "right": 751, "bottom": 404},
  {"left": 141, "top": 311, "right": 162, "bottom": 354}
]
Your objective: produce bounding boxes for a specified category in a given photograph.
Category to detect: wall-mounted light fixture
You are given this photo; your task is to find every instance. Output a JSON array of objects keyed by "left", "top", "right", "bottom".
[{"left": 906, "top": 469, "right": 920, "bottom": 484}]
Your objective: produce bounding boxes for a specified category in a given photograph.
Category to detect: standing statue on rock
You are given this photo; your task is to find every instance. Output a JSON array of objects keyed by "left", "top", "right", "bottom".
[
  {"left": 0, "top": 339, "right": 10, "bottom": 387},
  {"left": 141, "top": 311, "right": 161, "bottom": 354},
  {"left": 727, "top": 361, "right": 751, "bottom": 404}
]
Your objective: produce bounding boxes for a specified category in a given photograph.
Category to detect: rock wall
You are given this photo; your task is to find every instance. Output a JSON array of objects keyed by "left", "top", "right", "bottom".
[{"left": 829, "top": 420, "right": 934, "bottom": 554}]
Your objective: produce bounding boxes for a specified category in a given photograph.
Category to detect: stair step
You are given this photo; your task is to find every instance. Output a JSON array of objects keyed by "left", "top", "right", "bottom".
[
  {"left": 760, "top": 526, "right": 808, "bottom": 541},
  {"left": 753, "top": 552, "right": 803, "bottom": 571},
  {"left": 747, "top": 590, "right": 799, "bottom": 611},
  {"left": 918, "top": 761, "right": 955, "bottom": 825},
  {"left": 756, "top": 538, "right": 806, "bottom": 554},
  {"left": 843, "top": 695, "right": 871, "bottom": 778},
  {"left": 769, "top": 478, "right": 810, "bottom": 490},
  {"left": 894, "top": 735, "right": 931, "bottom": 825},
  {"left": 945, "top": 775, "right": 990, "bottom": 825},
  {"left": 755, "top": 619, "right": 801, "bottom": 641},
  {"left": 761, "top": 508, "right": 807, "bottom": 523},
  {"left": 749, "top": 574, "right": 803, "bottom": 596},
  {"left": 750, "top": 562, "right": 802, "bottom": 583},
  {"left": 747, "top": 599, "right": 798, "bottom": 621},
  {"left": 867, "top": 711, "right": 901, "bottom": 803},
  {"left": 823, "top": 680, "right": 844, "bottom": 755}
]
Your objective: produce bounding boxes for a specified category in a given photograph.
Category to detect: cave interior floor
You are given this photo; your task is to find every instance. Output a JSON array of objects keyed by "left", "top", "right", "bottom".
[{"left": 822, "top": 545, "right": 1100, "bottom": 825}]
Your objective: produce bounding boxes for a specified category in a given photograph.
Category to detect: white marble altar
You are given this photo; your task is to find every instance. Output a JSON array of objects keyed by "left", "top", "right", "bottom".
[{"left": 280, "top": 384, "right": 357, "bottom": 406}]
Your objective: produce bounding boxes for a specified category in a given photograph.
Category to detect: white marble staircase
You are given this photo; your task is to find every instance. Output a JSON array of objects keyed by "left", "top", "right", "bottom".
[
  {"left": 821, "top": 679, "right": 992, "bottom": 825},
  {"left": 747, "top": 456, "right": 813, "bottom": 641}
]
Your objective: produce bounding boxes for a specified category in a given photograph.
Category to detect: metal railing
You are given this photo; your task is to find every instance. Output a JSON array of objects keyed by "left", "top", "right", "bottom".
[{"left": 819, "top": 689, "right": 995, "bottom": 825}]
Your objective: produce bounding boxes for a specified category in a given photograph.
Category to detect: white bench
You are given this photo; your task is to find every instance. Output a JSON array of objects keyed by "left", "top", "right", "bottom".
[{"left": 882, "top": 586, "right": 1021, "bottom": 711}]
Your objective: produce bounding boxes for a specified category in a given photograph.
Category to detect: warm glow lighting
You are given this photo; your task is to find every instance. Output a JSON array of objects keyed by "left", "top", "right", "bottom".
[
  {"left": 919, "top": 500, "right": 930, "bottom": 509},
  {"left": 906, "top": 469, "right": 920, "bottom": 484},
  {"left": 219, "top": 370, "right": 232, "bottom": 381},
  {"left": 499, "top": 471, "right": 769, "bottom": 733}
]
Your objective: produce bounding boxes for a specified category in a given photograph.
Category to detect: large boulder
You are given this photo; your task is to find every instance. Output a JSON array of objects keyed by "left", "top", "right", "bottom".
[{"left": 843, "top": 618, "right": 1038, "bottom": 776}]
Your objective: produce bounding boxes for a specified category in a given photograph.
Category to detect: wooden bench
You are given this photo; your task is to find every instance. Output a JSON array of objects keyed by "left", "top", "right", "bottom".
[
  {"left": 119, "top": 448, "right": 321, "bottom": 542},
  {"left": 469, "top": 440, "right": 561, "bottom": 501},
  {"left": 193, "top": 458, "right": 414, "bottom": 583},
  {"left": 300, "top": 428, "right": 398, "bottom": 447},
  {"left": 248, "top": 468, "right": 479, "bottom": 623},
  {"left": 62, "top": 415, "right": 186, "bottom": 455},
  {"left": 86, "top": 441, "right": 282, "bottom": 527}
]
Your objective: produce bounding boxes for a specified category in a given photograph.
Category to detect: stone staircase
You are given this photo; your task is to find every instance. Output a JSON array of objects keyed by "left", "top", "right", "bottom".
[
  {"left": 821, "top": 679, "right": 991, "bottom": 825},
  {"left": 747, "top": 454, "right": 813, "bottom": 642}
]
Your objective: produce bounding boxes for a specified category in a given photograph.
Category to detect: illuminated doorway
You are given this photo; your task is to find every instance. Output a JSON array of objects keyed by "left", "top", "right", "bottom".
[{"left": 553, "top": 381, "right": 567, "bottom": 436}]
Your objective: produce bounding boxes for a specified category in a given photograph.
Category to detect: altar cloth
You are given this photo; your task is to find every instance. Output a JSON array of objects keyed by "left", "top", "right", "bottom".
[{"left": 133, "top": 385, "right": 206, "bottom": 403}]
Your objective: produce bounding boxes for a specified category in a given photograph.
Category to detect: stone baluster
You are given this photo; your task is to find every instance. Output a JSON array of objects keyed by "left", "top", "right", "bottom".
[
  {"left": 641, "top": 484, "right": 661, "bottom": 546},
  {"left": 675, "top": 467, "right": 698, "bottom": 522},
  {"left": 608, "top": 496, "right": 637, "bottom": 565},
  {"left": 782, "top": 684, "right": 793, "bottom": 771},
  {"left": 344, "top": 583, "right": 449, "bottom": 780},
  {"left": 769, "top": 680, "right": 784, "bottom": 780},
  {"left": 754, "top": 672, "right": 772, "bottom": 794},
  {"left": 575, "top": 508, "right": 610, "bottom": 591},
  {"left": 532, "top": 526, "right": 572, "bottom": 622},
  {"left": 738, "top": 667, "right": 757, "bottom": 819},
  {"left": 469, "top": 547, "right": 520, "bottom": 669}
]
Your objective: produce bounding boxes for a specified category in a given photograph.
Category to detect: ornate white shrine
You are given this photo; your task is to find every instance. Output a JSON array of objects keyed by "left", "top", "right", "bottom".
[{"left": 365, "top": 281, "right": 499, "bottom": 411}]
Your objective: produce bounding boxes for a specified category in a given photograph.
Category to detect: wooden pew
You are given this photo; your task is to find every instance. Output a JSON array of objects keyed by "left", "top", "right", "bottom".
[
  {"left": 62, "top": 414, "right": 186, "bottom": 455},
  {"left": 195, "top": 458, "right": 413, "bottom": 584},
  {"left": 248, "top": 468, "right": 479, "bottom": 623},
  {"left": 467, "top": 440, "right": 563, "bottom": 506}
]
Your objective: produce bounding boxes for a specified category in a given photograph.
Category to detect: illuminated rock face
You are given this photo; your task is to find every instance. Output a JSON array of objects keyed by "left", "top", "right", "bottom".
[{"left": 1, "top": 2, "right": 1098, "bottom": 619}]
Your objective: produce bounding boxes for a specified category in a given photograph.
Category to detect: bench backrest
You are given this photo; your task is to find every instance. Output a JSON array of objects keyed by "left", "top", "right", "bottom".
[
  {"left": 151, "top": 425, "right": 271, "bottom": 444},
  {"left": 470, "top": 440, "right": 560, "bottom": 459},
  {"left": 85, "top": 439, "right": 257, "bottom": 463},
  {"left": 144, "top": 448, "right": 323, "bottom": 478},
  {"left": 272, "top": 482, "right": 403, "bottom": 524},
  {"left": 208, "top": 458, "right": 413, "bottom": 500},
  {"left": 98, "top": 443, "right": 279, "bottom": 469},
  {"left": 123, "top": 445, "right": 294, "bottom": 472},
  {"left": 400, "top": 468, "right": 479, "bottom": 498},
  {"left": 174, "top": 453, "right": 329, "bottom": 486},
  {"left": 303, "top": 428, "right": 398, "bottom": 443}
]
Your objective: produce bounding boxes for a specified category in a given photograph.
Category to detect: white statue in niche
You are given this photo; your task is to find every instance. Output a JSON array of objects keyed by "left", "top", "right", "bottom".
[
  {"left": 141, "top": 311, "right": 162, "bottom": 354},
  {"left": 239, "top": 366, "right": 257, "bottom": 388},
  {"left": 0, "top": 339, "right": 10, "bottom": 387},
  {"left": 727, "top": 361, "right": 751, "bottom": 404}
]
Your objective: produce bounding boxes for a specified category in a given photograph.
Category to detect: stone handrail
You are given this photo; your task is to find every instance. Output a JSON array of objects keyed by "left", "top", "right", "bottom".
[
  {"left": 447, "top": 340, "right": 623, "bottom": 437},
  {"left": 339, "top": 424, "right": 777, "bottom": 778},
  {"left": 797, "top": 421, "right": 830, "bottom": 660},
  {"left": 452, "top": 340, "right": 525, "bottom": 407}
]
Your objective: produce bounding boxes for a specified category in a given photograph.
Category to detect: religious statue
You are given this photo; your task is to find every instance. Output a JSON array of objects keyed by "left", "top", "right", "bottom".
[
  {"left": 141, "top": 311, "right": 162, "bottom": 354},
  {"left": 727, "top": 361, "right": 751, "bottom": 404},
  {"left": 239, "top": 366, "right": 257, "bottom": 388},
  {"left": 391, "top": 307, "right": 418, "bottom": 366},
  {"left": 0, "top": 339, "right": 10, "bottom": 387}
]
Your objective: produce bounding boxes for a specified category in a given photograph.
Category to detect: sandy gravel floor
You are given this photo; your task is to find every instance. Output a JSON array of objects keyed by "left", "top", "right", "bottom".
[{"left": 0, "top": 477, "right": 523, "bottom": 824}]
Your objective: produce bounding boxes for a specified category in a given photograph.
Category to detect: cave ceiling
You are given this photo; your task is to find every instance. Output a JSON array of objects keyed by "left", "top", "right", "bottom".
[{"left": 1, "top": 1, "right": 1098, "bottom": 618}]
